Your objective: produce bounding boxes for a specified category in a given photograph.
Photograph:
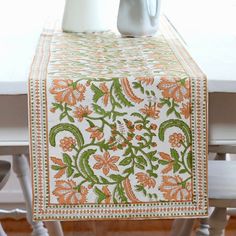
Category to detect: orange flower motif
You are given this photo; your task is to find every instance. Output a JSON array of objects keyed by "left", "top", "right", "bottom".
[
  {"left": 49, "top": 79, "right": 86, "bottom": 106},
  {"left": 99, "top": 82, "right": 110, "bottom": 106},
  {"left": 136, "top": 172, "right": 156, "bottom": 189},
  {"left": 102, "top": 186, "right": 112, "bottom": 204},
  {"left": 59, "top": 137, "right": 76, "bottom": 152},
  {"left": 159, "top": 152, "right": 174, "bottom": 174},
  {"left": 86, "top": 126, "right": 104, "bottom": 141},
  {"left": 160, "top": 176, "right": 192, "bottom": 201},
  {"left": 169, "top": 133, "right": 185, "bottom": 148},
  {"left": 180, "top": 102, "right": 191, "bottom": 119},
  {"left": 51, "top": 156, "right": 66, "bottom": 178},
  {"left": 93, "top": 151, "right": 119, "bottom": 176},
  {"left": 135, "top": 124, "right": 143, "bottom": 130},
  {"left": 50, "top": 107, "right": 56, "bottom": 113},
  {"left": 135, "top": 135, "right": 143, "bottom": 141},
  {"left": 158, "top": 77, "right": 190, "bottom": 102},
  {"left": 74, "top": 105, "right": 92, "bottom": 122},
  {"left": 136, "top": 77, "right": 154, "bottom": 85},
  {"left": 53, "top": 180, "right": 88, "bottom": 204},
  {"left": 111, "top": 146, "right": 118, "bottom": 151},
  {"left": 140, "top": 103, "right": 160, "bottom": 119},
  {"left": 150, "top": 124, "right": 158, "bottom": 130}
]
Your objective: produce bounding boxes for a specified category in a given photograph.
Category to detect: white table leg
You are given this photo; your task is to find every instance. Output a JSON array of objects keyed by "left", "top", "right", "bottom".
[
  {"left": 196, "top": 218, "right": 209, "bottom": 236},
  {"left": 44, "top": 222, "right": 64, "bottom": 236},
  {"left": 171, "top": 219, "right": 194, "bottom": 236},
  {"left": 12, "top": 154, "right": 48, "bottom": 236},
  {"left": 208, "top": 207, "right": 227, "bottom": 236},
  {"left": 0, "top": 223, "right": 7, "bottom": 236}
]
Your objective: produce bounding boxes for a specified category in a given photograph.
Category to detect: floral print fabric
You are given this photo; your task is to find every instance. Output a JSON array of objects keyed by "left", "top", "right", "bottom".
[
  {"left": 29, "top": 18, "right": 208, "bottom": 220},
  {"left": 48, "top": 76, "right": 192, "bottom": 204}
]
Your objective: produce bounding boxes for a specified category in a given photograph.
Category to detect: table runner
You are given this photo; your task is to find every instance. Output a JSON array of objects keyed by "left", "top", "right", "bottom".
[{"left": 29, "top": 17, "right": 208, "bottom": 221}]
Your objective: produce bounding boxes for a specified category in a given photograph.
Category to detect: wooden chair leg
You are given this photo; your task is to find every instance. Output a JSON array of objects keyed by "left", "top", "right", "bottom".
[
  {"left": 0, "top": 223, "right": 7, "bottom": 236},
  {"left": 44, "top": 221, "right": 64, "bottom": 236},
  {"left": 13, "top": 154, "right": 49, "bottom": 236},
  {"left": 208, "top": 207, "right": 227, "bottom": 236},
  {"left": 171, "top": 219, "right": 194, "bottom": 236}
]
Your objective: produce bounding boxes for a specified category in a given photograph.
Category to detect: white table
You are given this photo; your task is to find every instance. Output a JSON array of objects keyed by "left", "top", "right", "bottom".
[
  {"left": 163, "top": 0, "right": 236, "bottom": 146},
  {"left": 0, "top": 0, "right": 235, "bottom": 235},
  {"left": 1, "top": 0, "right": 236, "bottom": 146},
  {"left": 0, "top": 2, "right": 65, "bottom": 235}
]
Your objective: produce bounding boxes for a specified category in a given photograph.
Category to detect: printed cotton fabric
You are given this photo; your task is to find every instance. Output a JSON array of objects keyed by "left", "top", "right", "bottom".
[{"left": 29, "top": 18, "right": 208, "bottom": 220}]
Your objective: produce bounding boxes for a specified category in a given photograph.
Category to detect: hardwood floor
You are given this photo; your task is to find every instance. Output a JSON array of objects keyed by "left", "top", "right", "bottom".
[{"left": 1, "top": 217, "right": 236, "bottom": 235}]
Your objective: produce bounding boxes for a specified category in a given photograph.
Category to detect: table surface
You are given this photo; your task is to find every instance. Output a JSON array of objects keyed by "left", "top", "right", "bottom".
[{"left": 0, "top": 0, "right": 236, "bottom": 94}]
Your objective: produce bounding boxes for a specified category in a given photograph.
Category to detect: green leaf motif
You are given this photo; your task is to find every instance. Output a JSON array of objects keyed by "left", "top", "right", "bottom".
[
  {"left": 135, "top": 185, "right": 147, "bottom": 196},
  {"left": 132, "top": 82, "right": 145, "bottom": 94},
  {"left": 151, "top": 91, "right": 156, "bottom": 96},
  {"left": 51, "top": 165, "right": 62, "bottom": 171},
  {"left": 179, "top": 169, "right": 187, "bottom": 174},
  {"left": 94, "top": 187, "right": 107, "bottom": 204},
  {"left": 170, "top": 149, "right": 180, "bottom": 161},
  {"left": 86, "top": 119, "right": 95, "bottom": 128},
  {"left": 135, "top": 156, "right": 148, "bottom": 166},
  {"left": 123, "top": 167, "right": 134, "bottom": 175},
  {"left": 52, "top": 102, "right": 63, "bottom": 111},
  {"left": 73, "top": 173, "right": 81, "bottom": 178},
  {"left": 124, "top": 147, "right": 131, "bottom": 156},
  {"left": 79, "top": 149, "right": 99, "bottom": 184},
  {"left": 147, "top": 151, "right": 158, "bottom": 161},
  {"left": 173, "top": 162, "right": 181, "bottom": 173},
  {"left": 159, "top": 160, "right": 169, "bottom": 165},
  {"left": 97, "top": 140, "right": 110, "bottom": 152},
  {"left": 91, "top": 84, "right": 104, "bottom": 103},
  {"left": 119, "top": 156, "right": 132, "bottom": 166},
  {"left": 109, "top": 174, "right": 124, "bottom": 182},
  {"left": 167, "top": 107, "right": 174, "bottom": 116},
  {"left": 117, "top": 183, "right": 128, "bottom": 203},
  {"left": 113, "top": 79, "right": 134, "bottom": 107},
  {"left": 158, "top": 119, "right": 192, "bottom": 145},
  {"left": 63, "top": 153, "right": 72, "bottom": 165},
  {"left": 175, "top": 111, "right": 181, "bottom": 119},
  {"left": 67, "top": 166, "right": 74, "bottom": 177},
  {"left": 148, "top": 193, "right": 153, "bottom": 199},
  {"left": 131, "top": 112, "right": 144, "bottom": 120},
  {"left": 187, "top": 151, "right": 193, "bottom": 169},
  {"left": 147, "top": 170, "right": 158, "bottom": 178},
  {"left": 59, "top": 112, "right": 67, "bottom": 121},
  {"left": 49, "top": 123, "right": 84, "bottom": 148},
  {"left": 111, "top": 111, "right": 127, "bottom": 121},
  {"left": 100, "top": 176, "right": 110, "bottom": 184},
  {"left": 67, "top": 115, "right": 75, "bottom": 123},
  {"left": 135, "top": 163, "right": 145, "bottom": 170},
  {"left": 153, "top": 165, "right": 159, "bottom": 170},
  {"left": 92, "top": 103, "right": 107, "bottom": 115}
]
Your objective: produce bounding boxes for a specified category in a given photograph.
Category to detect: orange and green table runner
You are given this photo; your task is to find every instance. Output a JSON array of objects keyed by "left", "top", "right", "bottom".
[{"left": 29, "top": 18, "right": 208, "bottom": 220}]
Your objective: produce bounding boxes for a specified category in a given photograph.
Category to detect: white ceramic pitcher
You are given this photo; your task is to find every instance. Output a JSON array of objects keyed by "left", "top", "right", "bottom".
[
  {"left": 62, "top": 0, "right": 117, "bottom": 33},
  {"left": 117, "top": 0, "right": 161, "bottom": 37}
]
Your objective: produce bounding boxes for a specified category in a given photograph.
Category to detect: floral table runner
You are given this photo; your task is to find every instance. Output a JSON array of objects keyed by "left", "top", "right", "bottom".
[{"left": 29, "top": 17, "right": 208, "bottom": 221}]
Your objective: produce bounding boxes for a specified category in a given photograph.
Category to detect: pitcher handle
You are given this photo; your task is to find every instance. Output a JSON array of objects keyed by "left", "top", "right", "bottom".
[{"left": 147, "top": 0, "right": 160, "bottom": 27}]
